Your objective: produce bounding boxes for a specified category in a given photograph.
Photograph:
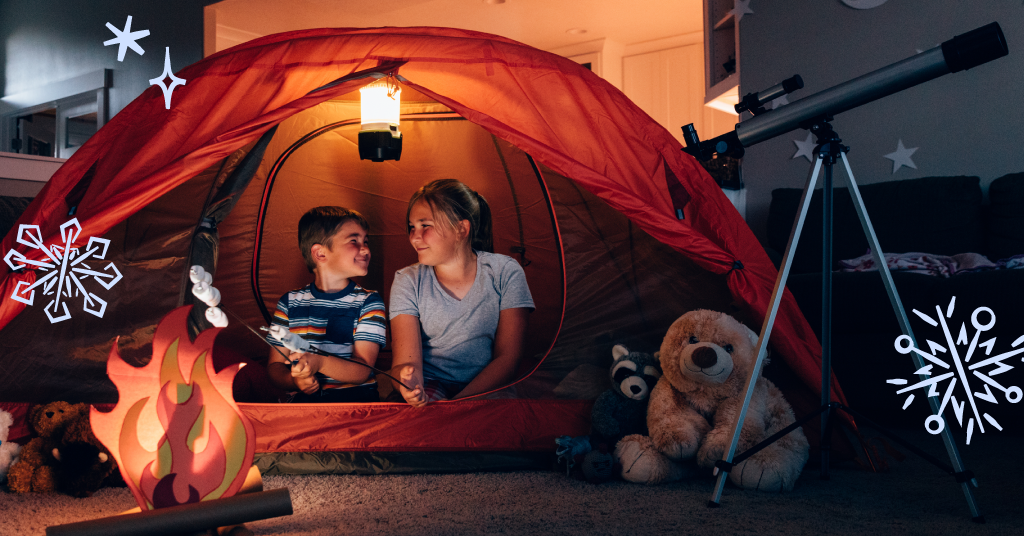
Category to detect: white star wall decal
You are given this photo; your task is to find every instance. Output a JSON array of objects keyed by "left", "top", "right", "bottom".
[
  {"left": 883, "top": 139, "right": 918, "bottom": 173},
  {"left": 149, "top": 47, "right": 186, "bottom": 110},
  {"left": 729, "top": 0, "right": 754, "bottom": 23},
  {"left": 792, "top": 132, "right": 816, "bottom": 162},
  {"left": 103, "top": 15, "right": 150, "bottom": 62},
  {"left": 771, "top": 95, "right": 789, "bottom": 110}
]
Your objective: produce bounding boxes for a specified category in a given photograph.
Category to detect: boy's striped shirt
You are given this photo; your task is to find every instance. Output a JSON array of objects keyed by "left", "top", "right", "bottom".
[{"left": 267, "top": 281, "right": 386, "bottom": 389}]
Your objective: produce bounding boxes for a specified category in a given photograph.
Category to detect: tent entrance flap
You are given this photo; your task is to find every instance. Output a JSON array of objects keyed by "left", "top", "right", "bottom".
[{"left": 185, "top": 126, "right": 280, "bottom": 340}]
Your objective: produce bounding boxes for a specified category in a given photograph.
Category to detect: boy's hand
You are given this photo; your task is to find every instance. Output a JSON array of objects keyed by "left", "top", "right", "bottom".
[
  {"left": 294, "top": 374, "right": 320, "bottom": 395},
  {"left": 290, "top": 353, "right": 323, "bottom": 375},
  {"left": 290, "top": 354, "right": 320, "bottom": 394},
  {"left": 398, "top": 365, "right": 428, "bottom": 407}
]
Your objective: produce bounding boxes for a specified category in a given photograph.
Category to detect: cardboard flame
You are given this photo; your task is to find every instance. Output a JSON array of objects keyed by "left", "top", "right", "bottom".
[{"left": 92, "top": 306, "right": 255, "bottom": 510}]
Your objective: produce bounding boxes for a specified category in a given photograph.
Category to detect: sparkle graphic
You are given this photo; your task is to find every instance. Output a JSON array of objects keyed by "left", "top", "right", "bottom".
[
  {"left": 149, "top": 47, "right": 186, "bottom": 110},
  {"left": 103, "top": 15, "right": 150, "bottom": 62},
  {"left": 883, "top": 139, "right": 918, "bottom": 173},
  {"left": 4, "top": 218, "right": 122, "bottom": 323},
  {"left": 888, "top": 297, "right": 1023, "bottom": 444}
]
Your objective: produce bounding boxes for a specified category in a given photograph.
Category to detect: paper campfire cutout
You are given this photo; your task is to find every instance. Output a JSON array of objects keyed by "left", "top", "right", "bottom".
[{"left": 91, "top": 306, "right": 255, "bottom": 510}]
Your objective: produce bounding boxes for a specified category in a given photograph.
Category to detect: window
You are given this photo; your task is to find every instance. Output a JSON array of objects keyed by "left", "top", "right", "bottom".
[
  {"left": 16, "top": 108, "right": 56, "bottom": 157},
  {"left": 1, "top": 69, "right": 111, "bottom": 159}
]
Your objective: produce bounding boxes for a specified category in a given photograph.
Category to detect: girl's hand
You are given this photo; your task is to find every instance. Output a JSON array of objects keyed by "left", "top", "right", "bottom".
[{"left": 398, "top": 365, "right": 428, "bottom": 407}]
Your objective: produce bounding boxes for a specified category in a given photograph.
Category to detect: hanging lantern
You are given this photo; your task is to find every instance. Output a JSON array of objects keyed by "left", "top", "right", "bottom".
[{"left": 358, "top": 78, "right": 402, "bottom": 162}]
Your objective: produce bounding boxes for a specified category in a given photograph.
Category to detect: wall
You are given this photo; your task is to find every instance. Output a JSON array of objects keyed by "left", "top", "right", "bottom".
[
  {"left": 739, "top": 1, "right": 1024, "bottom": 248},
  {"left": 622, "top": 37, "right": 737, "bottom": 147},
  {"left": 1, "top": 0, "right": 215, "bottom": 121},
  {"left": 0, "top": 153, "right": 64, "bottom": 196}
]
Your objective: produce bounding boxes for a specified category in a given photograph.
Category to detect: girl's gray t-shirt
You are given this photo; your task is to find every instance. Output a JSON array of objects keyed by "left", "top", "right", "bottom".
[{"left": 388, "top": 251, "right": 535, "bottom": 384}]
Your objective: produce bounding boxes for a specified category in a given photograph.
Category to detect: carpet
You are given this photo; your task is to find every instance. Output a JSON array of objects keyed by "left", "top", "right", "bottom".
[{"left": 2, "top": 429, "right": 1020, "bottom": 536}]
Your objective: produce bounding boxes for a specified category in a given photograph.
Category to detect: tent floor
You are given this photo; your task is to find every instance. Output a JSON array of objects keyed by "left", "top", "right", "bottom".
[{"left": 255, "top": 451, "right": 555, "bottom": 476}]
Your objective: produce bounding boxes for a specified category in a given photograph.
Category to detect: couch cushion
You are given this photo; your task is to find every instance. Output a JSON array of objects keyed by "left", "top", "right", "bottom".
[
  {"left": 784, "top": 271, "right": 940, "bottom": 337},
  {"left": 987, "top": 172, "right": 1024, "bottom": 260},
  {"left": 768, "top": 176, "right": 984, "bottom": 274}
]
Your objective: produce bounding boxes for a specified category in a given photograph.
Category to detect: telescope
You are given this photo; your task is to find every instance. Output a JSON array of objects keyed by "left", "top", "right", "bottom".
[
  {"left": 699, "top": 21, "right": 1010, "bottom": 520},
  {"left": 683, "top": 22, "right": 1008, "bottom": 159}
]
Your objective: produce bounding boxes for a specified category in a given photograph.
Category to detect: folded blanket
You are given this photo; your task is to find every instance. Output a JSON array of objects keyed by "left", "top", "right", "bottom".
[
  {"left": 951, "top": 252, "right": 999, "bottom": 273},
  {"left": 838, "top": 251, "right": 1004, "bottom": 277},
  {"left": 1002, "top": 254, "right": 1024, "bottom": 270}
]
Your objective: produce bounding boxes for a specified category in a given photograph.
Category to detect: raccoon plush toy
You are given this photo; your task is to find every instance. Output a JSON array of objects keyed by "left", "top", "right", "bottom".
[
  {"left": 591, "top": 344, "right": 661, "bottom": 445},
  {"left": 556, "top": 345, "right": 661, "bottom": 483}
]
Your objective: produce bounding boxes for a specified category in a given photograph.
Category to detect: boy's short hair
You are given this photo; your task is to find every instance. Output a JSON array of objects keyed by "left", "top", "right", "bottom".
[{"left": 298, "top": 206, "right": 369, "bottom": 273}]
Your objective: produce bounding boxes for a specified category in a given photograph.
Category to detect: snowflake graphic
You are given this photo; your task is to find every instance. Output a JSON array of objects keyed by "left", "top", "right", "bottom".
[
  {"left": 4, "top": 218, "right": 122, "bottom": 323},
  {"left": 888, "top": 297, "right": 1024, "bottom": 444}
]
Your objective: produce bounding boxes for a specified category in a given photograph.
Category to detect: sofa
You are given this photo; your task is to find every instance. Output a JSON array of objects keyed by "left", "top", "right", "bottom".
[{"left": 765, "top": 173, "right": 1024, "bottom": 430}]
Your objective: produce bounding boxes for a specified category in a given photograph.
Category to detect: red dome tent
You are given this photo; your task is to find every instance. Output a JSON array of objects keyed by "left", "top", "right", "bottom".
[{"left": 0, "top": 27, "right": 847, "bottom": 455}]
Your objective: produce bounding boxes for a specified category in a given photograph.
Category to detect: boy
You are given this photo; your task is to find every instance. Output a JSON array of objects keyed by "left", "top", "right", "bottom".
[{"left": 266, "top": 206, "right": 386, "bottom": 402}]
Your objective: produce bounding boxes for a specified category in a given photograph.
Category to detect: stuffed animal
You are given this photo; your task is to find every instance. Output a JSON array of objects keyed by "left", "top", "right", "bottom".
[
  {"left": 0, "top": 408, "right": 23, "bottom": 484},
  {"left": 53, "top": 411, "right": 118, "bottom": 497},
  {"left": 591, "top": 344, "right": 660, "bottom": 445},
  {"left": 556, "top": 344, "right": 660, "bottom": 482},
  {"left": 616, "top": 310, "right": 809, "bottom": 490},
  {"left": 580, "top": 444, "right": 615, "bottom": 484},
  {"left": 7, "top": 401, "right": 86, "bottom": 493}
]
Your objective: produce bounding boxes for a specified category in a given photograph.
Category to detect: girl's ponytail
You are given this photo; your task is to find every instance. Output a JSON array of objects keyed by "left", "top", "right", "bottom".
[{"left": 472, "top": 190, "right": 493, "bottom": 254}]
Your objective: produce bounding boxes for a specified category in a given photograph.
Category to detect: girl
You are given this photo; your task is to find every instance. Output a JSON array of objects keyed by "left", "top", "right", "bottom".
[{"left": 389, "top": 179, "right": 534, "bottom": 406}]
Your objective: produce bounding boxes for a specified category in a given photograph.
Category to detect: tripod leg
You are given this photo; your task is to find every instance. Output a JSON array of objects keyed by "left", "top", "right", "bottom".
[
  {"left": 838, "top": 152, "right": 983, "bottom": 521},
  {"left": 709, "top": 156, "right": 824, "bottom": 506},
  {"left": 821, "top": 150, "right": 834, "bottom": 480}
]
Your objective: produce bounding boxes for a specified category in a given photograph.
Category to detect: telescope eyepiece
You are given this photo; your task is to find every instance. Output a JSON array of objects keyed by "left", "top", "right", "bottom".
[
  {"left": 782, "top": 75, "right": 804, "bottom": 94},
  {"left": 942, "top": 22, "right": 1008, "bottom": 73}
]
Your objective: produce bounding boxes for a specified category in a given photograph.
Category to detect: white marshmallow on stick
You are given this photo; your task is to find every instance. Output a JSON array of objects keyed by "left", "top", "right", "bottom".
[
  {"left": 192, "top": 280, "right": 222, "bottom": 307},
  {"left": 189, "top": 265, "right": 213, "bottom": 285},
  {"left": 205, "top": 306, "right": 229, "bottom": 327},
  {"left": 189, "top": 266, "right": 228, "bottom": 327},
  {"left": 267, "top": 324, "right": 311, "bottom": 353}
]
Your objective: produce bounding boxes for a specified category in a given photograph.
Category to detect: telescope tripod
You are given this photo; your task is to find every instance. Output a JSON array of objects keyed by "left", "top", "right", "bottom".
[{"left": 706, "top": 120, "right": 983, "bottom": 522}]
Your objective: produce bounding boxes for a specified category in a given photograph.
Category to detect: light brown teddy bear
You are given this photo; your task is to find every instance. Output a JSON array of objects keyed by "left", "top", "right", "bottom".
[
  {"left": 7, "top": 401, "right": 87, "bottom": 493},
  {"left": 616, "top": 310, "right": 809, "bottom": 490}
]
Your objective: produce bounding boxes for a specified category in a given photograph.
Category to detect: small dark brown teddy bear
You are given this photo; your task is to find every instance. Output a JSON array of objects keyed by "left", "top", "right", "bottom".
[
  {"left": 7, "top": 401, "right": 85, "bottom": 493},
  {"left": 7, "top": 401, "right": 118, "bottom": 496},
  {"left": 53, "top": 411, "right": 119, "bottom": 497}
]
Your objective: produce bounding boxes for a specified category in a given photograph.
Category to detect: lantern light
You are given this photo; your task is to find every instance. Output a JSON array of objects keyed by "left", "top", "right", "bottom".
[{"left": 358, "top": 79, "right": 402, "bottom": 162}]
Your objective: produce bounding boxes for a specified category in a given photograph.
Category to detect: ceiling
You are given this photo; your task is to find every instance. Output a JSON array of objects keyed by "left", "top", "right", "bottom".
[{"left": 210, "top": 0, "right": 704, "bottom": 52}]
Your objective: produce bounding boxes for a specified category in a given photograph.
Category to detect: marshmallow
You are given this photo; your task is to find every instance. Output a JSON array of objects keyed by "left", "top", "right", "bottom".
[
  {"left": 205, "top": 307, "right": 229, "bottom": 327},
  {"left": 189, "top": 265, "right": 213, "bottom": 285},
  {"left": 192, "top": 281, "right": 221, "bottom": 307},
  {"left": 267, "top": 324, "right": 311, "bottom": 353}
]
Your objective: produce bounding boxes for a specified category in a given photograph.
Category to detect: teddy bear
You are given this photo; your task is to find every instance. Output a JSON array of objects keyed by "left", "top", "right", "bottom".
[
  {"left": 615, "top": 310, "right": 809, "bottom": 491},
  {"left": 0, "top": 408, "right": 23, "bottom": 484},
  {"left": 556, "top": 344, "right": 660, "bottom": 482},
  {"left": 52, "top": 410, "right": 119, "bottom": 497},
  {"left": 7, "top": 401, "right": 86, "bottom": 493}
]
